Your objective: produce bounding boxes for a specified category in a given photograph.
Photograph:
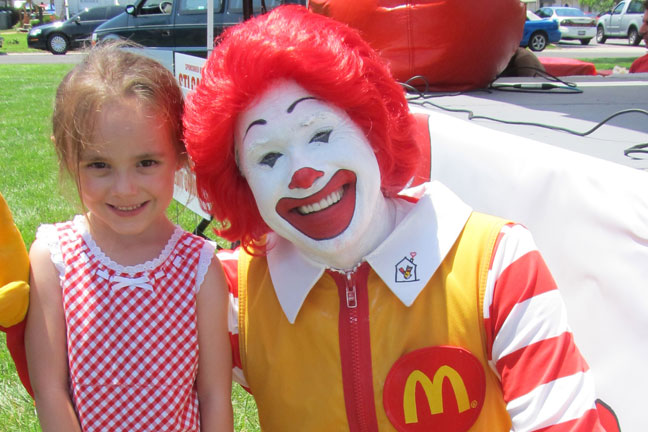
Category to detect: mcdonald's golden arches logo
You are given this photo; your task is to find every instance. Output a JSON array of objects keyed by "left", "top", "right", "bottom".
[{"left": 383, "top": 346, "right": 486, "bottom": 432}]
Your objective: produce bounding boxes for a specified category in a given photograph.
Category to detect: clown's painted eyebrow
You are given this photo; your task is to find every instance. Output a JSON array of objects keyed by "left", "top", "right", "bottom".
[
  {"left": 287, "top": 96, "right": 318, "bottom": 113},
  {"left": 244, "top": 119, "right": 267, "bottom": 138},
  {"left": 243, "top": 96, "right": 319, "bottom": 139}
]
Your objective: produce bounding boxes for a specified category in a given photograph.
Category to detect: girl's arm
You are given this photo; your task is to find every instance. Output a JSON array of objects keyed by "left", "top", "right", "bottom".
[
  {"left": 25, "top": 238, "right": 82, "bottom": 432},
  {"left": 196, "top": 256, "right": 234, "bottom": 431}
]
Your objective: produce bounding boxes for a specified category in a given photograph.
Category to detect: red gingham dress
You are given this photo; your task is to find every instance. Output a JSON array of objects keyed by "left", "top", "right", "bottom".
[{"left": 37, "top": 216, "right": 215, "bottom": 431}]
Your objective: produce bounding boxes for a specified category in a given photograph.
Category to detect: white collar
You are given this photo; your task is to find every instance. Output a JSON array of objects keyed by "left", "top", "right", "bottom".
[{"left": 266, "top": 181, "right": 472, "bottom": 323}]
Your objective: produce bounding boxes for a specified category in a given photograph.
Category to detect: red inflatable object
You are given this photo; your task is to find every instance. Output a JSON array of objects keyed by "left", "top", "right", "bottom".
[
  {"left": 538, "top": 57, "right": 596, "bottom": 77},
  {"left": 309, "top": 0, "right": 525, "bottom": 91}
]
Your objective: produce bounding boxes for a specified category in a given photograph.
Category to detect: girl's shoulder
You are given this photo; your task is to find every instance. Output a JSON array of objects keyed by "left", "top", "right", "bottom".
[
  {"left": 35, "top": 215, "right": 83, "bottom": 241},
  {"left": 175, "top": 229, "right": 217, "bottom": 269},
  {"left": 179, "top": 229, "right": 217, "bottom": 249},
  {"left": 32, "top": 215, "right": 85, "bottom": 275}
]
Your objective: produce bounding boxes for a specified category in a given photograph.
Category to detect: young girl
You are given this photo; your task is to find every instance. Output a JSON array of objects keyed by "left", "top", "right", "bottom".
[{"left": 25, "top": 42, "right": 233, "bottom": 431}]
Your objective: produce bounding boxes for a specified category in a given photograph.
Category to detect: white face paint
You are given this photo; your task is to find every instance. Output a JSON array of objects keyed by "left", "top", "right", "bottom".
[{"left": 235, "top": 80, "right": 391, "bottom": 268}]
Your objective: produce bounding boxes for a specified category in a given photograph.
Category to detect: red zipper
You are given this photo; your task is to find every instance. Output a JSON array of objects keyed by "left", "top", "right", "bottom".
[{"left": 330, "top": 263, "right": 379, "bottom": 432}]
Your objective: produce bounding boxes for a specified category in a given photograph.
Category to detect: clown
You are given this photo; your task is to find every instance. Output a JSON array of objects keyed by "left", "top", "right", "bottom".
[{"left": 185, "top": 5, "right": 606, "bottom": 431}]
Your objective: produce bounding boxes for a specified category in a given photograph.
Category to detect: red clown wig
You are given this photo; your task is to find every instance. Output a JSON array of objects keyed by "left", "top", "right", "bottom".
[{"left": 184, "top": 5, "right": 419, "bottom": 249}]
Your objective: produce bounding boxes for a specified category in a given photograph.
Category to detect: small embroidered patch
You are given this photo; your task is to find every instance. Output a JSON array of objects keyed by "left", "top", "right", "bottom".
[{"left": 395, "top": 252, "right": 419, "bottom": 283}]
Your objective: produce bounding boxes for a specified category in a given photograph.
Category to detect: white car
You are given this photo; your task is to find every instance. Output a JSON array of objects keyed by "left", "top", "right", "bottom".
[{"left": 535, "top": 6, "right": 597, "bottom": 45}]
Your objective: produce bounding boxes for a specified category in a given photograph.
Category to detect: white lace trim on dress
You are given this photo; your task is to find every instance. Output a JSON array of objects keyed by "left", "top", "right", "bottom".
[
  {"left": 72, "top": 215, "right": 185, "bottom": 275},
  {"left": 195, "top": 240, "right": 216, "bottom": 294}
]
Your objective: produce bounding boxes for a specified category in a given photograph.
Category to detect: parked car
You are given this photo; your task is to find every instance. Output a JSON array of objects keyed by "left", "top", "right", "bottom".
[
  {"left": 596, "top": 0, "right": 645, "bottom": 45},
  {"left": 535, "top": 6, "right": 596, "bottom": 45},
  {"left": 92, "top": 0, "right": 305, "bottom": 57},
  {"left": 27, "top": 5, "right": 124, "bottom": 54},
  {"left": 521, "top": 10, "right": 562, "bottom": 52}
]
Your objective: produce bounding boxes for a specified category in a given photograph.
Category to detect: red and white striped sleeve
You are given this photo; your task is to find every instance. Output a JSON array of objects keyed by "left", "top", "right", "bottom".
[
  {"left": 216, "top": 248, "right": 249, "bottom": 390},
  {"left": 483, "top": 223, "right": 604, "bottom": 431}
]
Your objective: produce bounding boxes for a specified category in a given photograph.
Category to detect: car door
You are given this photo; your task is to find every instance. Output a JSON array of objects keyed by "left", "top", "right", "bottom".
[
  {"left": 72, "top": 6, "right": 109, "bottom": 44},
  {"left": 125, "top": 0, "right": 175, "bottom": 48},
  {"left": 625, "top": 0, "right": 643, "bottom": 32},
  {"left": 609, "top": 2, "right": 625, "bottom": 35}
]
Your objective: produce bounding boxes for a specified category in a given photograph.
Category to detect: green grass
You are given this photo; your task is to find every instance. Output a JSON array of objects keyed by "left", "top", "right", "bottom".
[
  {"left": 0, "top": 64, "right": 259, "bottom": 431},
  {"left": 0, "top": 29, "right": 40, "bottom": 54},
  {"left": 576, "top": 56, "right": 638, "bottom": 71}
]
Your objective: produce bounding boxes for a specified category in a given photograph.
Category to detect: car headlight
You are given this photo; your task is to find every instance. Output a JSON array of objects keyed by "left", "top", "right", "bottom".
[{"left": 29, "top": 28, "right": 42, "bottom": 36}]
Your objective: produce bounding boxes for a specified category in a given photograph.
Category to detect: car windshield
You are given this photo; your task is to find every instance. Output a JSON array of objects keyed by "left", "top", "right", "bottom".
[
  {"left": 527, "top": 11, "right": 542, "bottom": 21},
  {"left": 66, "top": 9, "right": 88, "bottom": 22},
  {"left": 555, "top": 8, "right": 585, "bottom": 16}
]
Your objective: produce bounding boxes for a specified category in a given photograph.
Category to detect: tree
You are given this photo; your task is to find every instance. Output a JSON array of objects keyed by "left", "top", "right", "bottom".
[{"left": 579, "top": 0, "right": 617, "bottom": 12}]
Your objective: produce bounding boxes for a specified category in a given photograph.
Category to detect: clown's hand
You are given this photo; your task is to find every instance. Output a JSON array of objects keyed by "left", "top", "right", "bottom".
[{"left": 0, "top": 193, "right": 29, "bottom": 329}]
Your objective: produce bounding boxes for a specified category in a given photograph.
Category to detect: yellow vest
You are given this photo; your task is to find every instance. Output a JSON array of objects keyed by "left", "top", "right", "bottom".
[{"left": 238, "top": 212, "right": 512, "bottom": 431}]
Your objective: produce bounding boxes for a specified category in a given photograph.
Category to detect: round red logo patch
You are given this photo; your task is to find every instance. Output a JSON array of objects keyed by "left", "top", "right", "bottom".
[{"left": 383, "top": 346, "right": 486, "bottom": 432}]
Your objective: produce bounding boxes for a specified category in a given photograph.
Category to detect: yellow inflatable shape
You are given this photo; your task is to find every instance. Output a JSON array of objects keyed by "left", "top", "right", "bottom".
[
  {"left": 0, "top": 281, "right": 29, "bottom": 328},
  {"left": 0, "top": 193, "right": 29, "bottom": 328}
]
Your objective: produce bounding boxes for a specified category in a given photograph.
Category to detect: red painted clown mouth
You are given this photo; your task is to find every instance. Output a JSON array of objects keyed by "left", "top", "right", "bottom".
[{"left": 275, "top": 170, "right": 356, "bottom": 240}]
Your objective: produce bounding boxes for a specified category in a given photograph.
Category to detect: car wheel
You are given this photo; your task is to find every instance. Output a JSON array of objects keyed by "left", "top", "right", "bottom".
[
  {"left": 580, "top": 38, "right": 591, "bottom": 45},
  {"left": 47, "top": 33, "right": 68, "bottom": 55},
  {"left": 596, "top": 26, "right": 606, "bottom": 44},
  {"left": 628, "top": 28, "right": 640, "bottom": 46},
  {"left": 528, "top": 32, "right": 548, "bottom": 52}
]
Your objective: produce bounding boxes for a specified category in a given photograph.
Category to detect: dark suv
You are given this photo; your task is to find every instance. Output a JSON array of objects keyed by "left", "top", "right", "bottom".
[
  {"left": 92, "top": 0, "right": 305, "bottom": 57},
  {"left": 27, "top": 5, "right": 124, "bottom": 54}
]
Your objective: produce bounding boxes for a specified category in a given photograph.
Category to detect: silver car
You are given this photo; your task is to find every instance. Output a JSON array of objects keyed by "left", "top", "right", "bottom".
[{"left": 536, "top": 6, "right": 597, "bottom": 45}]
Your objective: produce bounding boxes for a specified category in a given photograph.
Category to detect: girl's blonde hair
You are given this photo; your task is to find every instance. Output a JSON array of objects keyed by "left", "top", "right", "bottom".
[{"left": 52, "top": 40, "right": 185, "bottom": 184}]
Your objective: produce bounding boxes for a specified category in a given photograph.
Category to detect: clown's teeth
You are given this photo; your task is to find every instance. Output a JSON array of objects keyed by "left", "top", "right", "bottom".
[
  {"left": 298, "top": 188, "right": 343, "bottom": 215},
  {"left": 114, "top": 203, "right": 143, "bottom": 211}
]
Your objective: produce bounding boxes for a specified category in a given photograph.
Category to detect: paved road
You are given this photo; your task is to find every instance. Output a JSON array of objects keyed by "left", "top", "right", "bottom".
[
  {"left": 0, "top": 51, "right": 84, "bottom": 64},
  {"left": 537, "top": 40, "right": 647, "bottom": 59},
  {"left": 1, "top": 39, "right": 646, "bottom": 64}
]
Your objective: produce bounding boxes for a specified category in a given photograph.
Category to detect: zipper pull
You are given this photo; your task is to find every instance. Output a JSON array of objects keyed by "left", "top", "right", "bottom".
[{"left": 345, "top": 270, "right": 357, "bottom": 309}]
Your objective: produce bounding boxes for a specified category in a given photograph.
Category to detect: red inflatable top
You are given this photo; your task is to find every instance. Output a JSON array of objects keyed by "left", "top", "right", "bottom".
[{"left": 309, "top": 0, "right": 525, "bottom": 91}]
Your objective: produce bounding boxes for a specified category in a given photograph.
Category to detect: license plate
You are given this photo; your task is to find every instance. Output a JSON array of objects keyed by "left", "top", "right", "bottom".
[{"left": 578, "top": 30, "right": 586, "bottom": 35}]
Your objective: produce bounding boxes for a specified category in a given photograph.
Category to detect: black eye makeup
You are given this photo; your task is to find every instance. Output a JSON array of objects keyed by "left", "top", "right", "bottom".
[
  {"left": 310, "top": 129, "right": 332, "bottom": 144},
  {"left": 260, "top": 152, "right": 282, "bottom": 168}
]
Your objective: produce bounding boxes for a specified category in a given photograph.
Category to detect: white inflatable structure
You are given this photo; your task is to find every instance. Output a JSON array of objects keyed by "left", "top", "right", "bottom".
[{"left": 413, "top": 106, "right": 648, "bottom": 431}]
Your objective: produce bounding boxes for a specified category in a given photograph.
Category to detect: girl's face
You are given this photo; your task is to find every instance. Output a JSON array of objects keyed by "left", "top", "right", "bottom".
[
  {"left": 78, "top": 98, "right": 179, "bottom": 239},
  {"left": 235, "top": 80, "right": 384, "bottom": 262}
]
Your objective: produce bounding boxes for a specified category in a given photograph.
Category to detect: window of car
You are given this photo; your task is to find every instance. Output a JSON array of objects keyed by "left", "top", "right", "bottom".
[
  {"left": 228, "top": 0, "right": 276, "bottom": 13},
  {"left": 555, "top": 8, "right": 585, "bottom": 17},
  {"left": 137, "top": 0, "right": 169, "bottom": 15},
  {"left": 535, "top": 8, "right": 550, "bottom": 18},
  {"left": 178, "top": 0, "right": 224, "bottom": 14},
  {"left": 612, "top": 2, "right": 625, "bottom": 14},
  {"left": 628, "top": 0, "right": 643, "bottom": 13},
  {"left": 80, "top": 7, "right": 108, "bottom": 21}
]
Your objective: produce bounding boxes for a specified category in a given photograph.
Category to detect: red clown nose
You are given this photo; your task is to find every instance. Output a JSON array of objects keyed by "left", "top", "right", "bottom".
[{"left": 289, "top": 167, "right": 324, "bottom": 189}]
